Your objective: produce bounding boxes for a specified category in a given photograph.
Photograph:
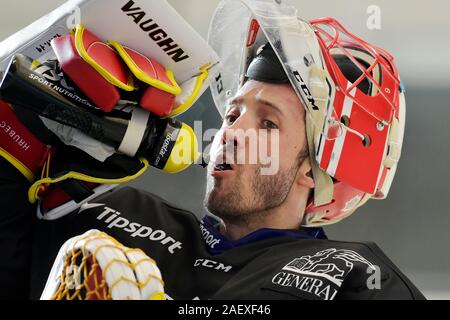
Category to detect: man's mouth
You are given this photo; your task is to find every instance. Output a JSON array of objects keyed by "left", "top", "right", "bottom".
[
  {"left": 210, "top": 149, "right": 236, "bottom": 176},
  {"left": 211, "top": 154, "right": 235, "bottom": 176},
  {"left": 214, "top": 163, "right": 233, "bottom": 172}
]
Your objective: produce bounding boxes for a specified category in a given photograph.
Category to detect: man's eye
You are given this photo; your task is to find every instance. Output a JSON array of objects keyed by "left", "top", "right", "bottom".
[
  {"left": 225, "top": 115, "right": 238, "bottom": 125},
  {"left": 263, "top": 120, "right": 278, "bottom": 129}
]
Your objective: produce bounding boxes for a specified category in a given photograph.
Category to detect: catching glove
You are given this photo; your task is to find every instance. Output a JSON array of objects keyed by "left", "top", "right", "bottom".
[{"left": 41, "top": 229, "right": 165, "bottom": 300}]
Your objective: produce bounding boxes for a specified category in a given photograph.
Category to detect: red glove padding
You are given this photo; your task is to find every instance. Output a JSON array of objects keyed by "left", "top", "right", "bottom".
[
  {"left": 120, "top": 46, "right": 177, "bottom": 116},
  {"left": 0, "top": 100, "right": 49, "bottom": 182},
  {"left": 51, "top": 33, "right": 125, "bottom": 112},
  {"left": 51, "top": 25, "right": 177, "bottom": 116}
]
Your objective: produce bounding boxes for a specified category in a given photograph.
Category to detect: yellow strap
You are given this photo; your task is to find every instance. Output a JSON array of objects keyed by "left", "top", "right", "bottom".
[
  {"left": 36, "top": 151, "right": 52, "bottom": 195},
  {"left": 108, "top": 41, "right": 182, "bottom": 96},
  {"left": 28, "top": 157, "right": 149, "bottom": 204},
  {"left": 166, "top": 64, "right": 210, "bottom": 118},
  {"left": 73, "top": 25, "right": 135, "bottom": 91},
  {"left": 0, "top": 146, "right": 35, "bottom": 182}
]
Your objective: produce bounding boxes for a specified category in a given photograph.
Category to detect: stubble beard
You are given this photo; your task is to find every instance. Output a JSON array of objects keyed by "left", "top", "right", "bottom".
[{"left": 204, "top": 162, "right": 300, "bottom": 225}]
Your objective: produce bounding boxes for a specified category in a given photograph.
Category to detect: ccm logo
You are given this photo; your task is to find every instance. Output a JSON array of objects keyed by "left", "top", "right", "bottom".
[
  {"left": 194, "top": 259, "right": 232, "bottom": 273},
  {"left": 292, "top": 70, "right": 319, "bottom": 111}
]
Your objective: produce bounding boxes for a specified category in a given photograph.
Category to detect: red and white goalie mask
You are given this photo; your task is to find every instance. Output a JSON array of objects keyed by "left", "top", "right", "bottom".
[{"left": 208, "top": 0, "right": 406, "bottom": 226}]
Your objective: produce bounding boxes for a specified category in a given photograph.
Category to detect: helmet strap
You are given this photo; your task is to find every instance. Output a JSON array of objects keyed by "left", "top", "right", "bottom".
[{"left": 304, "top": 64, "right": 335, "bottom": 207}]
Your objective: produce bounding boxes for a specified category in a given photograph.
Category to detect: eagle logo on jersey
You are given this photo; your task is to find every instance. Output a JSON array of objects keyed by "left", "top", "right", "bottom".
[
  {"left": 270, "top": 248, "right": 376, "bottom": 300},
  {"left": 282, "top": 248, "right": 375, "bottom": 286}
]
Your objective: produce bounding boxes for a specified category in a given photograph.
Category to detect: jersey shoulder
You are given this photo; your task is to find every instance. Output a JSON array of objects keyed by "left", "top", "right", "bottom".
[
  {"left": 95, "top": 186, "right": 200, "bottom": 223},
  {"left": 265, "top": 238, "right": 426, "bottom": 300}
]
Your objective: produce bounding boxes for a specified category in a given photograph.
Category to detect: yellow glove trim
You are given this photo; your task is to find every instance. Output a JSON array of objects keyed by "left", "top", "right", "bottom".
[
  {"left": 149, "top": 292, "right": 166, "bottom": 300},
  {"left": 0, "top": 146, "right": 35, "bottom": 182},
  {"left": 28, "top": 157, "right": 149, "bottom": 204},
  {"left": 73, "top": 25, "right": 135, "bottom": 91},
  {"left": 108, "top": 41, "right": 182, "bottom": 96},
  {"left": 167, "top": 64, "right": 210, "bottom": 118}
]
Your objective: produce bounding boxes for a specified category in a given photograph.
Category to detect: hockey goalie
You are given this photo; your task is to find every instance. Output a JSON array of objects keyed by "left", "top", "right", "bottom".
[{"left": 0, "top": 0, "right": 425, "bottom": 300}]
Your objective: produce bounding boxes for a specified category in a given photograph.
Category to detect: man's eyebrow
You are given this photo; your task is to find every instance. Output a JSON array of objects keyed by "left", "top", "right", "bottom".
[
  {"left": 226, "top": 96, "right": 285, "bottom": 117},
  {"left": 228, "top": 97, "right": 242, "bottom": 106},
  {"left": 256, "top": 98, "right": 285, "bottom": 117},
  {"left": 224, "top": 97, "right": 242, "bottom": 113}
]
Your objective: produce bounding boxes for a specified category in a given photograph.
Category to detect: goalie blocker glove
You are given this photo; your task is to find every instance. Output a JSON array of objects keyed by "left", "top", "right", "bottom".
[{"left": 0, "top": 56, "right": 199, "bottom": 219}]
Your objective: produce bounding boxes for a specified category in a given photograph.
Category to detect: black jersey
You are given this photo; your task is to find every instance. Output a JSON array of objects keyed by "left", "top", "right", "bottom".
[
  {"left": 27, "top": 186, "right": 424, "bottom": 300},
  {"left": 0, "top": 158, "right": 425, "bottom": 300}
]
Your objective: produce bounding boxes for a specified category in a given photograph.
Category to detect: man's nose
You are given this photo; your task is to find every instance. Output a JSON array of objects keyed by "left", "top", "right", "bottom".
[
  {"left": 220, "top": 111, "right": 257, "bottom": 154},
  {"left": 222, "top": 128, "right": 239, "bottom": 150}
]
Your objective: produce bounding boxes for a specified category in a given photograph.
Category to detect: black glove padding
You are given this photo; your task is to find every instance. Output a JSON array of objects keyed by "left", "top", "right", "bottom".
[{"left": 29, "top": 142, "right": 149, "bottom": 220}]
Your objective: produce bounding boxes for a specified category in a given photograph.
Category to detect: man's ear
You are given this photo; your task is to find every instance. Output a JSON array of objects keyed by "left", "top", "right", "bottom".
[{"left": 296, "top": 157, "right": 315, "bottom": 189}]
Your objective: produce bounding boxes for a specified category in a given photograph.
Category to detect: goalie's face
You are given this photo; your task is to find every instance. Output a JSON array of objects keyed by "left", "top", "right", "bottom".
[{"left": 205, "top": 80, "right": 314, "bottom": 226}]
